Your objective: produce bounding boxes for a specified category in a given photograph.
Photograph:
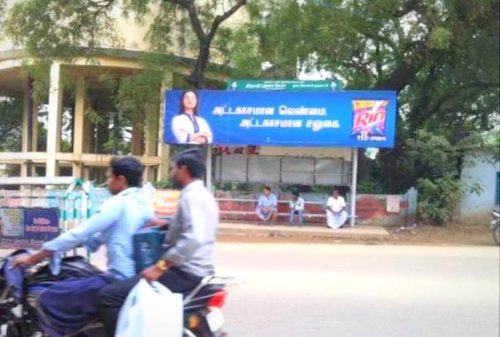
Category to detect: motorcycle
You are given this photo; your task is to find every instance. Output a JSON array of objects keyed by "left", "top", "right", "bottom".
[
  {"left": 0, "top": 250, "right": 235, "bottom": 337},
  {"left": 490, "top": 210, "right": 500, "bottom": 246}
]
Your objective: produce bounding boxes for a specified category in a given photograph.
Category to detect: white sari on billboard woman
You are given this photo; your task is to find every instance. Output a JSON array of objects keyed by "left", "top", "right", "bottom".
[{"left": 171, "top": 113, "right": 213, "bottom": 144}]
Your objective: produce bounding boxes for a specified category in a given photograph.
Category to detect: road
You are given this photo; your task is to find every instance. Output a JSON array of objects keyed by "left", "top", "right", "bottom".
[
  {"left": 215, "top": 243, "right": 500, "bottom": 337},
  {"left": 1, "top": 243, "right": 498, "bottom": 337}
]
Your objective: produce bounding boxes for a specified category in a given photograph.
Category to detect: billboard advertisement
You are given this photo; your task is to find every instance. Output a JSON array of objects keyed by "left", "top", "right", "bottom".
[
  {"left": 164, "top": 90, "right": 397, "bottom": 148},
  {"left": 0, "top": 207, "right": 60, "bottom": 249}
]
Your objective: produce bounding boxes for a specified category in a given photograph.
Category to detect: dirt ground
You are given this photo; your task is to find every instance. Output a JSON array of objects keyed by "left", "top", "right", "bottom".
[
  {"left": 385, "top": 222, "right": 497, "bottom": 246},
  {"left": 218, "top": 222, "right": 499, "bottom": 247}
]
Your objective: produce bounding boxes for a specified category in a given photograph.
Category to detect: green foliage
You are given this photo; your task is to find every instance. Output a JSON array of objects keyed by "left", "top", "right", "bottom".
[
  {"left": 357, "top": 181, "right": 384, "bottom": 194},
  {"left": 235, "top": 0, "right": 498, "bottom": 225},
  {"left": 405, "top": 130, "right": 459, "bottom": 177},
  {"left": 0, "top": 97, "right": 22, "bottom": 151},
  {"left": 222, "top": 182, "right": 233, "bottom": 192},
  {"left": 417, "top": 174, "right": 463, "bottom": 225},
  {"left": 405, "top": 130, "right": 483, "bottom": 224},
  {"left": 213, "top": 182, "right": 233, "bottom": 192},
  {"left": 277, "top": 184, "right": 295, "bottom": 193},
  {"left": 223, "top": 1, "right": 306, "bottom": 79},
  {"left": 2, "top": 0, "right": 497, "bottom": 226},
  {"left": 310, "top": 185, "right": 332, "bottom": 194},
  {"left": 236, "top": 182, "right": 252, "bottom": 192},
  {"left": 4, "top": 0, "right": 247, "bottom": 88},
  {"left": 5, "top": 0, "right": 116, "bottom": 61},
  {"left": 19, "top": 63, "right": 51, "bottom": 103},
  {"left": 429, "top": 27, "right": 453, "bottom": 50},
  {"left": 115, "top": 71, "right": 162, "bottom": 118},
  {"left": 213, "top": 181, "right": 254, "bottom": 193},
  {"left": 0, "top": 0, "right": 6, "bottom": 36},
  {"left": 153, "top": 179, "right": 172, "bottom": 189}
]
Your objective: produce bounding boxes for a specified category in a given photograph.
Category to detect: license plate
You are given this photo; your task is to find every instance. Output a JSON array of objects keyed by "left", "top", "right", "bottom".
[{"left": 206, "top": 308, "right": 225, "bottom": 332}]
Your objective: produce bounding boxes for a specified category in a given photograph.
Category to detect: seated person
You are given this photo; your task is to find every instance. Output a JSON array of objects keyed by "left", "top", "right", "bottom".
[
  {"left": 289, "top": 191, "right": 305, "bottom": 226},
  {"left": 326, "top": 188, "right": 348, "bottom": 229},
  {"left": 255, "top": 186, "right": 278, "bottom": 224}
]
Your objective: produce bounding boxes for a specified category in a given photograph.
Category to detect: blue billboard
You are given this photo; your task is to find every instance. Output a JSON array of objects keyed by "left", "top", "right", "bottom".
[
  {"left": 0, "top": 207, "right": 60, "bottom": 249},
  {"left": 164, "top": 90, "right": 397, "bottom": 148}
]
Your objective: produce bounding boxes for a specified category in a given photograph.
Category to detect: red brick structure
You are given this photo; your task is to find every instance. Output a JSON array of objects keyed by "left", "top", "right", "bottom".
[{"left": 217, "top": 194, "right": 409, "bottom": 226}]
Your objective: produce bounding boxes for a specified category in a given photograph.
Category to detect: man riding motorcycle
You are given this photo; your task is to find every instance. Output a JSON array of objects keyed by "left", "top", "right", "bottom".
[
  {"left": 10, "top": 156, "right": 154, "bottom": 336},
  {"left": 99, "top": 147, "right": 220, "bottom": 337}
]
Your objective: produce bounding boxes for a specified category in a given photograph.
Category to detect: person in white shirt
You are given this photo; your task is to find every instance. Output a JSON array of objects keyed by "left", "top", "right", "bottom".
[
  {"left": 98, "top": 148, "right": 219, "bottom": 336},
  {"left": 255, "top": 186, "right": 278, "bottom": 225},
  {"left": 326, "top": 189, "right": 348, "bottom": 229},
  {"left": 289, "top": 191, "right": 305, "bottom": 226},
  {"left": 171, "top": 90, "right": 213, "bottom": 144}
]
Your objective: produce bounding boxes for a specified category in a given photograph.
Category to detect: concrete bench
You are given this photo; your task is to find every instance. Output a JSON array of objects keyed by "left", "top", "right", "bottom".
[{"left": 216, "top": 197, "right": 329, "bottom": 224}]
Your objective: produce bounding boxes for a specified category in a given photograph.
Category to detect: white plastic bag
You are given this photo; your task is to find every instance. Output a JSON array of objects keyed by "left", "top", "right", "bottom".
[{"left": 115, "top": 279, "right": 183, "bottom": 337}]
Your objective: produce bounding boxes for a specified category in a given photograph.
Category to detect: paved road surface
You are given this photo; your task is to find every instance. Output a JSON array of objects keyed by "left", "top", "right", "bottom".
[
  {"left": 2, "top": 243, "right": 498, "bottom": 337},
  {"left": 215, "top": 243, "right": 500, "bottom": 337}
]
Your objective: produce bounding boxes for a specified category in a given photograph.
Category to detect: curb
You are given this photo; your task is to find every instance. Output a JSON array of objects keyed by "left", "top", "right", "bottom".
[{"left": 217, "top": 222, "right": 390, "bottom": 240}]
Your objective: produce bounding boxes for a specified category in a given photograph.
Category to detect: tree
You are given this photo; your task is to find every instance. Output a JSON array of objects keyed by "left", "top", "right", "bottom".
[
  {"left": 228, "top": 0, "right": 499, "bottom": 223},
  {"left": 0, "top": 97, "right": 22, "bottom": 152},
  {"left": 4, "top": 0, "right": 247, "bottom": 88},
  {"left": 232, "top": 0, "right": 498, "bottom": 131}
]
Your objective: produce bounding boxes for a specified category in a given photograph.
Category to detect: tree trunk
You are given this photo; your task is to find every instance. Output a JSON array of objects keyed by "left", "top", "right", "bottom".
[{"left": 189, "top": 42, "right": 211, "bottom": 88}]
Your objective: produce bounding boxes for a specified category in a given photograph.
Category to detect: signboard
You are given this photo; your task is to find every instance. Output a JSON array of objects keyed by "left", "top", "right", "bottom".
[
  {"left": 0, "top": 208, "right": 24, "bottom": 237},
  {"left": 0, "top": 207, "right": 60, "bottom": 249},
  {"left": 386, "top": 195, "right": 401, "bottom": 213},
  {"left": 152, "top": 190, "right": 180, "bottom": 217},
  {"left": 164, "top": 90, "right": 397, "bottom": 148},
  {"left": 226, "top": 80, "right": 343, "bottom": 91}
]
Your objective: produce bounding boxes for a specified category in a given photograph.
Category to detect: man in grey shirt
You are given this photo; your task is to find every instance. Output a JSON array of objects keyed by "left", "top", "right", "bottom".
[{"left": 98, "top": 148, "right": 219, "bottom": 337}]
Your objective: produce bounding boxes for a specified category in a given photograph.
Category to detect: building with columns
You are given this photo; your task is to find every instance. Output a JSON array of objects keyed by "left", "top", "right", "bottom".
[
  {"left": 0, "top": 2, "right": 355, "bottom": 195},
  {"left": 0, "top": 3, "right": 234, "bottom": 183}
]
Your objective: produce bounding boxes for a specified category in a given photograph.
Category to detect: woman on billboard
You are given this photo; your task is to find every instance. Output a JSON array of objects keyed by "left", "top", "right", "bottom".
[{"left": 171, "top": 90, "right": 213, "bottom": 144}]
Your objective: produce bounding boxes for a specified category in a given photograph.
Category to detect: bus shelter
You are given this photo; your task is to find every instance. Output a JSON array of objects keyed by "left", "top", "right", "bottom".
[{"left": 163, "top": 88, "right": 397, "bottom": 226}]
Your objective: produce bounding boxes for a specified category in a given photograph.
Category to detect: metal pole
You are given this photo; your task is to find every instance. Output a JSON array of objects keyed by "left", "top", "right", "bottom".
[
  {"left": 350, "top": 148, "right": 358, "bottom": 227},
  {"left": 206, "top": 145, "right": 213, "bottom": 192}
]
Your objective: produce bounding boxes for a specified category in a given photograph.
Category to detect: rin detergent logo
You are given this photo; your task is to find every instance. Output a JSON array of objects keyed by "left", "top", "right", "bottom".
[{"left": 351, "top": 100, "right": 388, "bottom": 141}]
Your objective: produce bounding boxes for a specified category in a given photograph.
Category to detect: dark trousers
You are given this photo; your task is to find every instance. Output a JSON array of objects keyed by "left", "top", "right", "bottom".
[{"left": 98, "top": 267, "right": 203, "bottom": 337}]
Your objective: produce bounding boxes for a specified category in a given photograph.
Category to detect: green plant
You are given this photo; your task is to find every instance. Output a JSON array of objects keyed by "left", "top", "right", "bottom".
[
  {"left": 357, "top": 181, "right": 384, "bottom": 194},
  {"left": 235, "top": 182, "right": 252, "bottom": 192},
  {"left": 153, "top": 180, "right": 172, "bottom": 189},
  {"left": 222, "top": 182, "right": 233, "bottom": 192},
  {"left": 310, "top": 184, "right": 331, "bottom": 194},
  {"left": 417, "top": 173, "right": 482, "bottom": 225},
  {"left": 278, "top": 184, "right": 297, "bottom": 193}
]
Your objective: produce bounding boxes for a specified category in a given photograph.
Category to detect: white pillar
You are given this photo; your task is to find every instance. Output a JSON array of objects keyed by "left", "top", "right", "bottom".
[
  {"left": 46, "top": 62, "right": 63, "bottom": 178},
  {"left": 350, "top": 148, "right": 358, "bottom": 227},
  {"left": 31, "top": 98, "right": 39, "bottom": 153}
]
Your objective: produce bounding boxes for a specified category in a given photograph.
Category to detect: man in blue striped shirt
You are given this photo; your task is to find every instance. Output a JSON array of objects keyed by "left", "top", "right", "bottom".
[
  {"left": 98, "top": 147, "right": 219, "bottom": 337},
  {"left": 12, "top": 156, "right": 154, "bottom": 280}
]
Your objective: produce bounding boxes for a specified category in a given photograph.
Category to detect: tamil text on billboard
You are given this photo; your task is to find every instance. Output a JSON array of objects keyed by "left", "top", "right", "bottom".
[{"left": 164, "top": 90, "right": 397, "bottom": 148}]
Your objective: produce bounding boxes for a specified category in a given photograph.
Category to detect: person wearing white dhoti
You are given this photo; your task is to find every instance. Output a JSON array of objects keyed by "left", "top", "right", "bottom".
[
  {"left": 326, "top": 189, "right": 348, "bottom": 229},
  {"left": 171, "top": 90, "right": 213, "bottom": 144}
]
